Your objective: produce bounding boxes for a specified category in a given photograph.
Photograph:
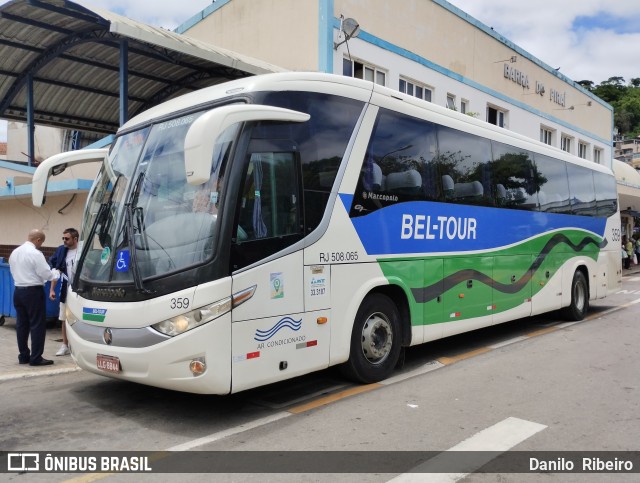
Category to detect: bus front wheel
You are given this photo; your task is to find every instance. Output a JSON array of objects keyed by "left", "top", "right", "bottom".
[
  {"left": 562, "top": 270, "right": 589, "bottom": 321},
  {"left": 341, "top": 293, "right": 401, "bottom": 384}
]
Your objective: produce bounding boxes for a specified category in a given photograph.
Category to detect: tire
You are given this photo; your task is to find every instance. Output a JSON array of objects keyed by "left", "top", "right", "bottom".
[
  {"left": 562, "top": 270, "right": 589, "bottom": 321},
  {"left": 0, "top": 315, "right": 4, "bottom": 326},
  {"left": 341, "top": 293, "right": 402, "bottom": 384}
]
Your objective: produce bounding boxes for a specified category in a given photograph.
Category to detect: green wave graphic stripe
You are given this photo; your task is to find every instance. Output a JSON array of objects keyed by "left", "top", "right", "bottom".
[{"left": 410, "top": 233, "right": 602, "bottom": 304}]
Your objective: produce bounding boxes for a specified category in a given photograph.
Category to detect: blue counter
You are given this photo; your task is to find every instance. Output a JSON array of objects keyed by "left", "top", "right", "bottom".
[{"left": 0, "top": 261, "right": 61, "bottom": 320}]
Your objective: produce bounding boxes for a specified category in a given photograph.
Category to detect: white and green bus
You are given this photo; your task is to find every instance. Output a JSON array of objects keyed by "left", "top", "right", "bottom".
[{"left": 33, "top": 72, "right": 621, "bottom": 394}]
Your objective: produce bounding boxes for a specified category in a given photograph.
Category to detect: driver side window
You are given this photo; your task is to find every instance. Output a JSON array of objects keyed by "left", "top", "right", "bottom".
[{"left": 231, "top": 150, "right": 303, "bottom": 270}]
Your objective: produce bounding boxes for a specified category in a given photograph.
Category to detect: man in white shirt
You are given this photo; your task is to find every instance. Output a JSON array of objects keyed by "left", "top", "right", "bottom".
[{"left": 9, "top": 229, "right": 60, "bottom": 366}]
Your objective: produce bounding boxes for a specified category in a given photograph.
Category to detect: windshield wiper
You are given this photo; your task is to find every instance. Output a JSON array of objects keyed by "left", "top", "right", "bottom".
[
  {"left": 74, "top": 174, "right": 122, "bottom": 293},
  {"left": 125, "top": 172, "right": 153, "bottom": 294}
]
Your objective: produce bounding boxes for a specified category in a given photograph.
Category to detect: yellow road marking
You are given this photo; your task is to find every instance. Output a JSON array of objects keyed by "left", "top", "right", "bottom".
[
  {"left": 525, "top": 326, "right": 560, "bottom": 338},
  {"left": 288, "top": 383, "right": 382, "bottom": 414},
  {"left": 65, "top": 473, "right": 110, "bottom": 483},
  {"left": 437, "top": 347, "right": 491, "bottom": 365}
]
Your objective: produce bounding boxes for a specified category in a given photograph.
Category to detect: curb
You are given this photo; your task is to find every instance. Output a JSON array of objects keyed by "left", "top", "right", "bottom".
[{"left": 0, "top": 365, "right": 81, "bottom": 382}]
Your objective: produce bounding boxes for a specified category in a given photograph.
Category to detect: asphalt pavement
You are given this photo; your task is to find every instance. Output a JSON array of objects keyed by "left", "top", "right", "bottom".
[
  {"left": 1, "top": 262, "right": 639, "bottom": 382},
  {"left": 0, "top": 317, "right": 80, "bottom": 382}
]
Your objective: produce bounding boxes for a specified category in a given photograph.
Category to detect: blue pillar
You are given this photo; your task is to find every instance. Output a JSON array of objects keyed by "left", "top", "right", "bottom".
[
  {"left": 318, "top": 0, "right": 334, "bottom": 73},
  {"left": 119, "top": 39, "right": 129, "bottom": 126},
  {"left": 26, "top": 73, "right": 35, "bottom": 166}
]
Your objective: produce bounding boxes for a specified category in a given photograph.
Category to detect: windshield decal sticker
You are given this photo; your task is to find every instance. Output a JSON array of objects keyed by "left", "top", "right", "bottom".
[
  {"left": 100, "top": 247, "right": 111, "bottom": 266},
  {"left": 115, "top": 250, "right": 130, "bottom": 272}
]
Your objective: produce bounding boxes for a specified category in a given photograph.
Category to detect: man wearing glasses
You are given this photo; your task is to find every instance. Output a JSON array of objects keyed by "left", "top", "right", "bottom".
[{"left": 49, "top": 228, "right": 79, "bottom": 356}]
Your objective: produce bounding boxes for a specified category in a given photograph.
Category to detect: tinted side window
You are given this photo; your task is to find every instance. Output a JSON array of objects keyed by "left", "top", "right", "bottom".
[
  {"left": 594, "top": 171, "right": 618, "bottom": 217},
  {"left": 437, "top": 126, "right": 493, "bottom": 206},
  {"left": 350, "top": 108, "right": 438, "bottom": 216},
  {"left": 259, "top": 91, "right": 365, "bottom": 232},
  {"left": 532, "top": 154, "right": 572, "bottom": 214},
  {"left": 566, "top": 163, "right": 597, "bottom": 216},
  {"left": 491, "top": 142, "right": 538, "bottom": 210}
]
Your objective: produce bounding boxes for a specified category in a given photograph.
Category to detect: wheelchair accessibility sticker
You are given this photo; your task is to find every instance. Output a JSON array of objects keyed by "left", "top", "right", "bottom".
[{"left": 115, "top": 250, "right": 130, "bottom": 272}]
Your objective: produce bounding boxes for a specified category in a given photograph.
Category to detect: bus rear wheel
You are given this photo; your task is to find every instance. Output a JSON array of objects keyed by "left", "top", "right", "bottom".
[
  {"left": 341, "top": 293, "right": 401, "bottom": 384},
  {"left": 562, "top": 270, "right": 589, "bottom": 321}
]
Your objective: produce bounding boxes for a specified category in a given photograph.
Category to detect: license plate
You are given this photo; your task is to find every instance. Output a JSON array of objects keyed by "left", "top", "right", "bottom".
[{"left": 96, "top": 354, "right": 121, "bottom": 373}]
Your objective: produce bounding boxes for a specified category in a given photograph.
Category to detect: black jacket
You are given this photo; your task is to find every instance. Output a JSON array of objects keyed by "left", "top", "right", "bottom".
[{"left": 49, "top": 244, "right": 69, "bottom": 303}]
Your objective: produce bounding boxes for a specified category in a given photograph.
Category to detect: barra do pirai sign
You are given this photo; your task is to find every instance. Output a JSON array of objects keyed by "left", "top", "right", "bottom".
[{"left": 503, "top": 63, "right": 566, "bottom": 107}]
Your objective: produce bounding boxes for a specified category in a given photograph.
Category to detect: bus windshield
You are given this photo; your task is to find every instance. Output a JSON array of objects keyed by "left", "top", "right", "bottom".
[{"left": 78, "top": 112, "right": 238, "bottom": 285}]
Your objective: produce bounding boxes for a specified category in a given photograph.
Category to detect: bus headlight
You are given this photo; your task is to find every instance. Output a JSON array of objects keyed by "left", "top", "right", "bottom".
[
  {"left": 65, "top": 305, "right": 79, "bottom": 327},
  {"left": 151, "top": 297, "right": 232, "bottom": 336}
]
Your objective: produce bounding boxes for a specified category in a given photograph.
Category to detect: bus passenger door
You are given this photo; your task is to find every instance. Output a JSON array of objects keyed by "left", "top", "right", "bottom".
[
  {"left": 229, "top": 146, "right": 329, "bottom": 392},
  {"left": 492, "top": 254, "right": 532, "bottom": 324},
  {"left": 442, "top": 256, "right": 493, "bottom": 337}
]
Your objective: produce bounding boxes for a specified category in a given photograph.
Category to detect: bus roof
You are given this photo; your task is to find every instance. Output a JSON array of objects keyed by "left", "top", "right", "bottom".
[
  {"left": 121, "top": 72, "right": 612, "bottom": 177},
  {"left": 121, "top": 72, "right": 375, "bottom": 132}
]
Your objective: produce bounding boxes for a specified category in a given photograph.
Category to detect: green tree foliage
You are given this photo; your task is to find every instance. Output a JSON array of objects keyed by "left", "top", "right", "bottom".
[{"left": 583, "top": 76, "right": 640, "bottom": 137}]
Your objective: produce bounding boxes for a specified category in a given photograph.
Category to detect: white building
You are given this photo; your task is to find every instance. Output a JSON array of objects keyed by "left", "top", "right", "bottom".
[
  {"left": 177, "top": 0, "right": 612, "bottom": 167},
  {"left": 0, "top": 0, "right": 626, "bottom": 258}
]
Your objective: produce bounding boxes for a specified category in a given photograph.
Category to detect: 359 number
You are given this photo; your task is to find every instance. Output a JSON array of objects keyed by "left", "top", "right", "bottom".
[
  {"left": 611, "top": 228, "right": 621, "bottom": 242},
  {"left": 170, "top": 298, "right": 190, "bottom": 310}
]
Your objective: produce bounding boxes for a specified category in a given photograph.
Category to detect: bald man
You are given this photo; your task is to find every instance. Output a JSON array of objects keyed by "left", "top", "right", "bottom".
[{"left": 9, "top": 229, "right": 60, "bottom": 366}]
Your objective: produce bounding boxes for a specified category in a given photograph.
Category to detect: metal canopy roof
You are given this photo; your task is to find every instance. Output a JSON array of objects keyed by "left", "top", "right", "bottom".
[{"left": 0, "top": 0, "right": 282, "bottom": 135}]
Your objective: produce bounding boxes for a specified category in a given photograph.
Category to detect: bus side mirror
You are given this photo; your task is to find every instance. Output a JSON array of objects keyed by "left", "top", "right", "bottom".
[
  {"left": 184, "top": 104, "right": 310, "bottom": 185},
  {"left": 31, "top": 148, "right": 109, "bottom": 207}
]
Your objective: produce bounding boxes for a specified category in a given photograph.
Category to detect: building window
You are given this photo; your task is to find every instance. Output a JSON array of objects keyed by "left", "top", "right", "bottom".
[
  {"left": 342, "top": 58, "right": 352, "bottom": 77},
  {"left": 594, "top": 148, "right": 603, "bottom": 164},
  {"left": 460, "top": 99, "right": 469, "bottom": 114},
  {"left": 578, "top": 141, "right": 589, "bottom": 159},
  {"left": 540, "top": 126, "right": 553, "bottom": 145},
  {"left": 399, "top": 78, "right": 432, "bottom": 102},
  {"left": 487, "top": 105, "right": 506, "bottom": 128},
  {"left": 344, "top": 58, "right": 386, "bottom": 86},
  {"left": 561, "top": 135, "right": 573, "bottom": 153},
  {"left": 446, "top": 94, "right": 456, "bottom": 110}
]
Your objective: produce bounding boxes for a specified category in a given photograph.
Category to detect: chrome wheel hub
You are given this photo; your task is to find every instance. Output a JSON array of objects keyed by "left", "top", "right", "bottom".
[{"left": 361, "top": 312, "right": 393, "bottom": 364}]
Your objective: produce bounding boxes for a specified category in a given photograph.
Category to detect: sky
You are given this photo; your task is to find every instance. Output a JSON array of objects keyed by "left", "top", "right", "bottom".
[
  {"left": 1, "top": 0, "right": 639, "bottom": 142},
  {"left": 447, "top": 0, "right": 640, "bottom": 85},
  {"left": 0, "top": 0, "right": 213, "bottom": 142}
]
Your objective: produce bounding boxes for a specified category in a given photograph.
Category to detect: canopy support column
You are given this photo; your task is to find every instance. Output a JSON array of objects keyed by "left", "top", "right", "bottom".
[
  {"left": 26, "top": 73, "right": 35, "bottom": 167},
  {"left": 119, "top": 39, "right": 128, "bottom": 126}
]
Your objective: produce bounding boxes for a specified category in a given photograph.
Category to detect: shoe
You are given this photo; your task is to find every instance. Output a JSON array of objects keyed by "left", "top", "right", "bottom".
[
  {"left": 56, "top": 344, "right": 70, "bottom": 356},
  {"left": 29, "top": 358, "right": 54, "bottom": 366},
  {"left": 18, "top": 360, "right": 29, "bottom": 365}
]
